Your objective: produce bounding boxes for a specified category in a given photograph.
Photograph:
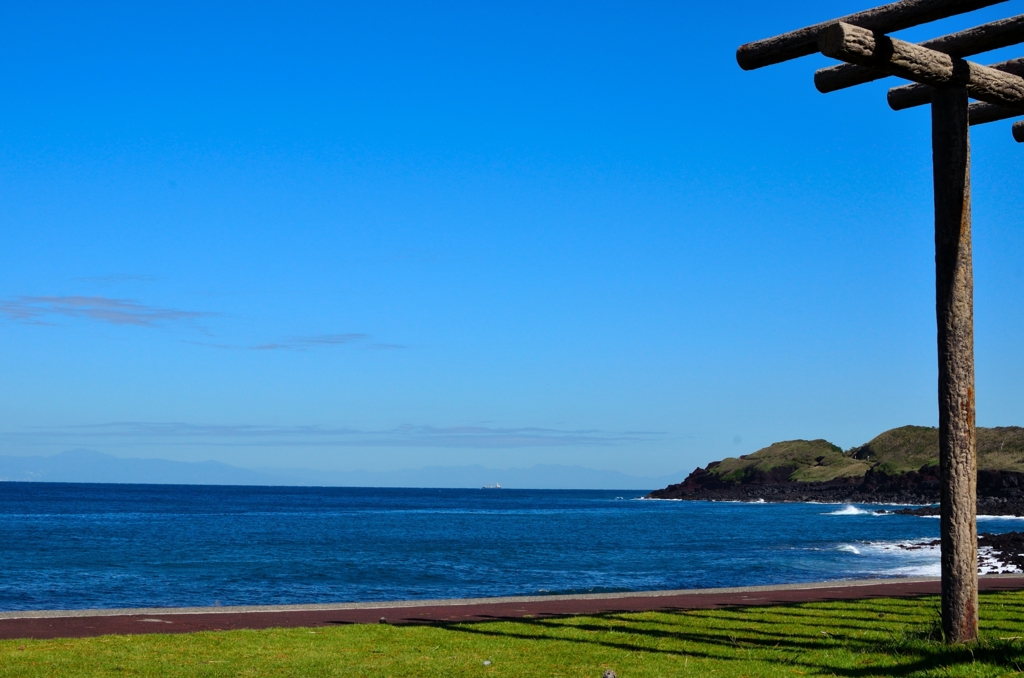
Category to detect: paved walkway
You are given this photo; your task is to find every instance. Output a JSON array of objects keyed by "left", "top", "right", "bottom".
[{"left": 3, "top": 575, "right": 1024, "bottom": 640}]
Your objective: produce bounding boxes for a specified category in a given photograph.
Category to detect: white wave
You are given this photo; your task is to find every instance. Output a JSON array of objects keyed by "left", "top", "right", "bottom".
[
  {"left": 883, "top": 562, "right": 942, "bottom": 577},
  {"left": 825, "top": 505, "right": 875, "bottom": 516},
  {"left": 862, "top": 539, "right": 939, "bottom": 554},
  {"left": 832, "top": 537, "right": 1024, "bottom": 579},
  {"left": 979, "top": 546, "right": 1024, "bottom": 575},
  {"left": 865, "top": 539, "right": 942, "bottom": 577},
  {"left": 854, "top": 539, "right": 942, "bottom": 578}
]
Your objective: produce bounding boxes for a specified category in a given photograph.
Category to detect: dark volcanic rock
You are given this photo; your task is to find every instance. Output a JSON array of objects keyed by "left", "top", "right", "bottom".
[
  {"left": 648, "top": 465, "right": 1024, "bottom": 512},
  {"left": 650, "top": 425, "right": 1024, "bottom": 507},
  {"left": 892, "top": 533, "right": 1024, "bottom": 573},
  {"left": 980, "top": 532, "right": 1024, "bottom": 571}
]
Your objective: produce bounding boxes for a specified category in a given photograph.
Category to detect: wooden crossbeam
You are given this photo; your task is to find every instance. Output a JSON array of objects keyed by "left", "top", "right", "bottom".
[
  {"left": 888, "top": 57, "right": 1024, "bottom": 108},
  {"left": 738, "top": 0, "right": 1020, "bottom": 648},
  {"left": 819, "top": 23, "right": 1024, "bottom": 108},
  {"left": 815, "top": 15, "right": 1024, "bottom": 93},
  {"left": 968, "top": 101, "right": 1024, "bottom": 125},
  {"left": 737, "top": 0, "right": 1007, "bottom": 70}
]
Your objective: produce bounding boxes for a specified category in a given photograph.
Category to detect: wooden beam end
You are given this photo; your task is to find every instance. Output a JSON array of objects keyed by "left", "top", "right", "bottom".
[
  {"left": 735, "top": 41, "right": 817, "bottom": 71},
  {"left": 814, "top": 68, "right": 840, "bottom": 93},
  {"left": 889, "top": 83, "right": 934, "bottom": 111},
  {"left": 737, "top": 0, "right": 1015, "bottom": 73},
  {"left": 735, "top": 46, "right": 759, "bottom": 71},
  {"left": 817, "top": 22, "right": 850, "bottom": 60}
]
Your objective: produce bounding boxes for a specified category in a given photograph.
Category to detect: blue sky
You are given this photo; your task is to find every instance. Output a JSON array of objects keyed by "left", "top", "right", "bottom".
[{"left": 1, "top": 0, "right": 1022, "bottom": 478}]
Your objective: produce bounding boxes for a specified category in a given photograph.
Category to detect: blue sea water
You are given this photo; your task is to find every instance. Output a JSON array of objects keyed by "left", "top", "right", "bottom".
[{"left": 1, "top": 482, "right": 1022, "bottom": 611}]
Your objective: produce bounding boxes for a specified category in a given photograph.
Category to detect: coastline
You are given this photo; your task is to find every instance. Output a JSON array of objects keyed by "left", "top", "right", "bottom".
[
  {"left": 641, "top": 495, "right": 1024, "bottom": 517},
  {"left": 7, "top": 485, "right": 1022, "bottom": 621},
  {"left": 646, "top": 473, "right": 1024, "bottom": 516}
]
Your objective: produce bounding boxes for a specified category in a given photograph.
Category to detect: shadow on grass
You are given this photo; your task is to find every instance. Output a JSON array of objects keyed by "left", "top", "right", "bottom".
[{"left": 438, "top": 596, "right": 1024, "bottom": 677}]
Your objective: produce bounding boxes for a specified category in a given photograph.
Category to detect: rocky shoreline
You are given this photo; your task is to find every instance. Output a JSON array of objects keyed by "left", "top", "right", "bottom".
[
  {"left": 979, "top": 532, "right": 1024, "bottom": 572},
  {"left": 647, "top": 466, "right": 1024, "bottom": 516},
  {"left": 897, "top": 533, "right": 1024, "bottom": 574}
]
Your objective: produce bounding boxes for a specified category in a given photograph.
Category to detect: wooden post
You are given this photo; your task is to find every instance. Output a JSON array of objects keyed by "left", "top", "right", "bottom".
[
  {"left": 931, "top": 85, "right": 978, "bottom": 644},
  {"left": 737, "top": 1, "right": 1024, "bottom": 643}
]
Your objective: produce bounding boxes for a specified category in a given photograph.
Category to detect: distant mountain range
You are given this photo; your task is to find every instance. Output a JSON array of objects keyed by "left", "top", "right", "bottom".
[{"left": 0, "top": 449, "right": 683, "bottom": 490}]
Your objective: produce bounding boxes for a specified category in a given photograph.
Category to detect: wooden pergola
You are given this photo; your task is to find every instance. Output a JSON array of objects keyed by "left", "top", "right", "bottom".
[{"left": 737, "top": 0, "right": 1024, "bottom": 644}]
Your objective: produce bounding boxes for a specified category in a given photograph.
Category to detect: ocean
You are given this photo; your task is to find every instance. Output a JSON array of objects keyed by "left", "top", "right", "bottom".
[{"left": 1, "top": 482, "right": 1021, "bottom": 611}]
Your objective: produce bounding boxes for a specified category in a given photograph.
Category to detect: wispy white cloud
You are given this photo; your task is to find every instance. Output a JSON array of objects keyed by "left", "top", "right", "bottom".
[
  {"left": 76, "top": 274, "right": 158, "bottom": 285},
  {"left": 2, "top": 296, "right": 400, "bottom": 351},
  {"left": 2, "top": 422, "right": 662, "bottom": 449},
  {"left": 0, "top": 296, "right": 210, "bottom": 327},
  {"left": 251, "top": 334, "right": 371, "bottom": 351},
  {"left": 182, "top": 334, "right": 404, "bottom": 351},
  {"left": 180, "top": 340, "right": 237, "bottom": 350}
]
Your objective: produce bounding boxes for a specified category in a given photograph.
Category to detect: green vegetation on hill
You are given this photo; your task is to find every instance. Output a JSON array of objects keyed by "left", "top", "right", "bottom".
[
  {"left": 4, "top": 592, "right": 1024, "bottom": 677},
  {"left": 847, "top": 425, "right": 940, "bottom": 475},
  {"left": 978, "top": 427, "right": 1024, "bottom": 472},
  {"left": 705, "top": 425, "right": 1024, "bottom": 484},
  {"left": 854, "top": 425, "right": 1024, "bottom": 475},
  {"left": 709, "top": 439, "right": 870, "bottom": 483}
]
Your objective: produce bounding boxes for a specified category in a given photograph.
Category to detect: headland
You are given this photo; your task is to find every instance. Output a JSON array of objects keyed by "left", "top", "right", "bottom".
[{"left": 648, "top": 425, "right": 1024, "bottom": 515}]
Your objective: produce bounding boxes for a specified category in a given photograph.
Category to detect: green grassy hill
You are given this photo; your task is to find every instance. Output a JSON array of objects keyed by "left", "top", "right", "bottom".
[{"left": 704, "top": 425, "right": 1024, "bottom": 484}]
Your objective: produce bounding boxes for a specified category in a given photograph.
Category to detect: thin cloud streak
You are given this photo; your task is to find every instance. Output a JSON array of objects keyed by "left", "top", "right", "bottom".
[
  {"left": 180, "top": 340, "right": 237, "bottom": 350},
  {"left": 251, "top": 334, "right": 370, "bottom": 351},
  {"left": 76, "top": 274, "right": 158, "bottom": 284},
  {"left": 2, "top": 296, "right": 401, "bottom": 351},
  {"left": 0, "top": 296, "right": 210, "bottom": 327},
  {"left": 3, "top": 422, "right": 663, "bottom": 449},
  {"left": 251, "top": 335, "right": 407, "bottom": 352},
  {"left": 182, "top": 334, "right": 405, "bottom": 352}
]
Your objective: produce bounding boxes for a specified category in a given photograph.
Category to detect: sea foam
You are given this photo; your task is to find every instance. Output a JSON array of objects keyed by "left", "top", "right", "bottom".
[{"left": 825, "top": 505, "right": 876, "bottom": 516}]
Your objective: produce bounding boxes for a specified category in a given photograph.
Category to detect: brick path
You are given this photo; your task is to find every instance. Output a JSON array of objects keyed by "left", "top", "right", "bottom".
[{"left": 3, "top": 575, "right": 1023, "bottom": 640}]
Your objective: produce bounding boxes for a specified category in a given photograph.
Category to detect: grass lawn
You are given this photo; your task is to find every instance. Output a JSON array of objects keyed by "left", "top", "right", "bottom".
[{"left": 4, "top": 591, "right": 1024, "bottom": 677}]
